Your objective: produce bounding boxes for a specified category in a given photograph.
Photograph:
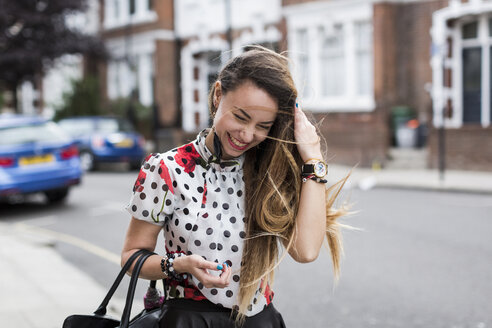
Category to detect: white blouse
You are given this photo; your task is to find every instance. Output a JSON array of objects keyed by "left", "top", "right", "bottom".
[{"left": 126, "top": 129, "right": 272, "bottom": 316}]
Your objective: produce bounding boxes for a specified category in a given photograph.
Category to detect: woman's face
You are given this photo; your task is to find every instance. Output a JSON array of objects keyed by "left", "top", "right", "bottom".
[{"left": 212, "top": 81, "right": 278, "bottom": 160}]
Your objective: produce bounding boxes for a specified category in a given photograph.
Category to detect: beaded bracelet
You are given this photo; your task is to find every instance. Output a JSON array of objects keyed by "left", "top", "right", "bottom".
[
  {"left": 160, "top": 252, "right": 188, "bottom": 282},
  {"left": 302, "top": 174, "right": 328, "bottom": 184}
]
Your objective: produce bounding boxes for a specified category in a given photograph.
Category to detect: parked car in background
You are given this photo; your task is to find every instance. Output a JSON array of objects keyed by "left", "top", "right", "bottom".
[
  {"left": 57, "top": 116, "right": 146, "bottom": 171},
  {"left": 0, "top": 114, "right": 82, "bottom": 203}
]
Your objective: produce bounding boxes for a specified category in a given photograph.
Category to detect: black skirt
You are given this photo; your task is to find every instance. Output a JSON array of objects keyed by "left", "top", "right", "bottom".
[{"left": 159, "top": 298, "right": 286, "bottom": 328}]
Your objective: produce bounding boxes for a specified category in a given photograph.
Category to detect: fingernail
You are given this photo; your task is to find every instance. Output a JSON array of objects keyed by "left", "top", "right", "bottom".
[
  {"left": 224, "top": 262, "right": 228, "bottom": 268},
  {"left": 295, "top": 102, "right": 298, "bottom": 108},
  {"left": 217, "top": 264, "right": 223, "bottom": 270}
]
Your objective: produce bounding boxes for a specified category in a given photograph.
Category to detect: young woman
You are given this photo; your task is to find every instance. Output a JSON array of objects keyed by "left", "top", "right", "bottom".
[{"left": 122, "top": 45, "right": 346, "bottom": 327}]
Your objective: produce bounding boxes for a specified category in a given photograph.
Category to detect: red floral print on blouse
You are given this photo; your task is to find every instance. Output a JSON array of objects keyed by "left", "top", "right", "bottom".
[
  {"left": 175, "top": 143, "right": 201, "bottom": 173},
  {"left": 133, "top": 170, "right": 146, "bottom": 192},
  {"left": 159, "top": 159, "right": 174, "bottom": 194},
  {"left": 264, "top": 283, "right": 274, "bottom": 305}
]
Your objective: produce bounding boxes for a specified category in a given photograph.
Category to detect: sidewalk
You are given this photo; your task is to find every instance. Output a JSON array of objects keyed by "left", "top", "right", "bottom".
[
  {"left": 1, "top": 166, "right": 491, "bottom": 328},
  {"left": 328, "top": 165, "right": 492, "bottom": 194},
  {"left": 0, "top": 223, "right": 130, "bottom": 328}
]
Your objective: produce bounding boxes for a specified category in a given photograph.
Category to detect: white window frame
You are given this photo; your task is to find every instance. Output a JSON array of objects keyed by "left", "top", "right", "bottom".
[
  {"left": 286, "top": 3, "right": 374, "bottom": 113},
  {"left": 104, "top": 0, "right": 157, "bottom": 30},
  {"left": 451, "top": 15, "right": 491, "bottom": 127}
]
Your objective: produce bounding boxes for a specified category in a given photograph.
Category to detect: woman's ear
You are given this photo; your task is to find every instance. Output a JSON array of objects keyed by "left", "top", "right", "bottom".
[{"left": 213, "top": 81, "right": 222, "bottom": 107}]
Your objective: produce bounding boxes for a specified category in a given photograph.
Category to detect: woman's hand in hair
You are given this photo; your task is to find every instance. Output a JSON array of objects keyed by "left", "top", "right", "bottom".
[
  {"left": 294, "top": 102, "right": 322, "bottom": 162},
  {"left": 173, "top": 254, "right": 232, "bottom": 288}
]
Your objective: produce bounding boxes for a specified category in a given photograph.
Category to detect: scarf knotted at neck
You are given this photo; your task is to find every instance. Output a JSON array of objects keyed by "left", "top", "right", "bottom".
[{"left": 194, "top": 131, "right": 240, "bottom": 169}]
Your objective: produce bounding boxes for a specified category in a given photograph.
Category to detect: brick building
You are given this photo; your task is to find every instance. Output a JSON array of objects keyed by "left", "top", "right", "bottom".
[{"left": 99, "top": 0, "right": 492, "bottom": 171}]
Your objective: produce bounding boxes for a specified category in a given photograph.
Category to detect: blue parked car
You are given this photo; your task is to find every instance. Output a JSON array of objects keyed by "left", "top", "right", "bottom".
[
  {"left": 0, "top": 114, "right": 82, "bottom": 203},
  {"left": 57, "top": 116, "right": 146, "bottom": 171}
]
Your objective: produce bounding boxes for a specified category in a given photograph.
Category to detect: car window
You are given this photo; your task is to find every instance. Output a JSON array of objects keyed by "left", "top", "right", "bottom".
[
  {"left": 58, "top": 119, "right": 94, "bottom": 137},
  {"left": 0, "top": 122, "right": 71, "bottom": 146},
  {"left": 97, "top": 118, "right": 134, "bottom": 133}
]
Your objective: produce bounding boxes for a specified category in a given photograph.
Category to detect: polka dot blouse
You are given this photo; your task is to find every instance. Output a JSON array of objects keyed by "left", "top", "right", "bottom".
[{"left": 126, "top": 129, "right": 273, "bottom": 316}]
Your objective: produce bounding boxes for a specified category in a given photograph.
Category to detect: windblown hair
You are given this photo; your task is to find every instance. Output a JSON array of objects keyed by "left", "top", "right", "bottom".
[{"left": 208, "top": 45, "right": 347, "bottom": 320}]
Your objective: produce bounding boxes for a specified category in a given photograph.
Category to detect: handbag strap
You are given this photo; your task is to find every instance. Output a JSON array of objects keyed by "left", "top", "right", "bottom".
[
  {"left": 94, "top": 249, "right": 148, "bottom": 316},
  {"left": 120, "top": 250, "right": 155, "bottom": 328}
]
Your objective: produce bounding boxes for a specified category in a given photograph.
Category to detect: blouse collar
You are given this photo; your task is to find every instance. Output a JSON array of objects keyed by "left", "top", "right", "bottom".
[{"left": 194, "top": 129, "right": 244, "bottom": 172}]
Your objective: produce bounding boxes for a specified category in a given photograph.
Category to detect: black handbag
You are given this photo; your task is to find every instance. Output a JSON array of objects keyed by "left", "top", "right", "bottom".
[{"left": 63, "top": 249, "right": 165, "bottom": 328}]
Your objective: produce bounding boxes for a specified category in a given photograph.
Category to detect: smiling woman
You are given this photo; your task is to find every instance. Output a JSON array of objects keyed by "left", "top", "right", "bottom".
[{"left": 121, "top": 45, "right": 348, "bottom": 328}]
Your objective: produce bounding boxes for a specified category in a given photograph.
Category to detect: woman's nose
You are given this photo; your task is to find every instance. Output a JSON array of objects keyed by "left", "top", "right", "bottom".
[{"left": 240, "top": 126, "right": 255, "bottom": 143}]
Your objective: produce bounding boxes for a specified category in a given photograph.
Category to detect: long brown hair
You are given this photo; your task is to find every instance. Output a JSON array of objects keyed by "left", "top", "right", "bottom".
[{"left": 208, "top": 45, "right": 347, "bottom": 319}]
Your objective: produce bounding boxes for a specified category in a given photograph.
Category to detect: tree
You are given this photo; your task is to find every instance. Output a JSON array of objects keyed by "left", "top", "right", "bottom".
[
  {"left": 54, "top": 75, "right": 102, "bottom": 121},
  {"left": 0, "top": 0, "right": 106, "bottom": 112}
]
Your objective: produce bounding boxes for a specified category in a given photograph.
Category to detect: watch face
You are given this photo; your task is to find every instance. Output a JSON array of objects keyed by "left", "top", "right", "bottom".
[{"left": 314, "top": 162, "right": 327, "bottom": 178}]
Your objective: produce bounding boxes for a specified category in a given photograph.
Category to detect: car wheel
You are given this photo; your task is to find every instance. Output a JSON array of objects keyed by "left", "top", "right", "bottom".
[
  {"left": 45, "top": 188, "right": 69, "bottom": 203},
  {"left": 80, "top": 151, "right": 96, "bottom": 171}
]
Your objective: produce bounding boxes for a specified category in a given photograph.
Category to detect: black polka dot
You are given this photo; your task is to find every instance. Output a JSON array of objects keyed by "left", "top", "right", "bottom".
[
  {"left": 177, "top": 245, "right": 182, "bottom": 252},
  {"left": 175, "top": 168, "right": 181, "bottom": 174},
  {"left": 194, "top": 240, "right": 201, "bottom": 246},
  {"left": 174, "top": 219, "right": 179, "bottom": 226},
  {"left": 198, "top": 282, "right": 203, "bottom": 289},
  {"left": 182, "top": 158, "right": 188, "bottom": 165},
  {"left": 150, "top": 165, "right": 156, "bottom": 172},
  {"left": 206, "top": 228, "right": 213, "bottom": 235},
  {"left": 214, "top": 187, "right": 221, "bottom": 192},
  {"left": 231, "top": 245, "right": 238, "bottom": 252},
  {"left": 224, "top": 230, "right": 231, "bottom": 238},
  {"left": 151, "top": 182, "right": 157, "bottom": 189},
  {"left": 180, "top": 194, "right": 185, "bottom": 201},
  {"left": 166, "top": 199, "right": 172, "bottom": 206},
  {"left": 179, "top": 236, "right": 185, "bottom": 243},
  {"left": 183, "top": 208, "right": 189, "bottom": 215},
  {"left": 197, "top": 186, "right": 204, "bottom": 193},
  {"left": 158, "top": 167, "right": 162, "bottom": 175},
  {"left": 187, "top": 251, "right": 192, "bottom": 255},
  {"left": 233, "top": 275, "right": 240, "bottom": 282},
  {"left": 225, "top": 260, "right": 232, "bottom": 267},
  {"left": 192, "top": 196, "right": 197, "bottom": 203},
  {"left": 169, "top": 240, "right": 173, "bottom": 247},
  {"left": 171, "top": 231, "right": 175, "bottom": 238},
  {"left": 209, "top": 243, "right": 217, "bottom": 250},
  {"left": 239, "top": 231, "right": 246, "bottom": 238},
  {"left": 233, "top": 178, "right": 237, "bottom": 184},
  {"left": 162, "top": 184, "right": 169, "bottom": 192},
  {"left": 184, "top": 184, "right": 189, "bottom": 190},
  {"left": 192, "top": 224, "right": 198, "bottom": 231},
  {"left": 222, "top": 203, "right": 229, "bottom": 210},
  {"left": 253, "top": 298, "right": 257, "bottom": 304},
  {"left": 211, "top": 289, "right": 218, "bottom": 295},
  {"left": 229, "top": 217, "right": 236, "bottom": 224},
  {"left": 139, "top": 193, "right": 146, "bottom": 200},
  {"left": 216, "top": 213, "right": 222, "bottom": 220},
  {"left": 202, "top": 213, "right": 209, "bottom": 218},
  {"left": 185, "top": 223, "right": 192, "bottom": 230},
  {"left": 212, "top": 202, "right": 218, "bottom": 208},
  {"left": 167, "top": 156, "right": 174, "bottom": 161},
  {"left": 248, "top": 304, "right": 253, "bottom": 311},
  {"left": 189, "top": 172, "right": 195, "bottom": 178},
  {"left": 217, "top": 243, "right": 223, "bottom": 250},
  {"left": 226, "top": 290, "right": 233, "bottom": 297},
  {"left": 227, "top": 188, "right": 234, "bottom": 194},
  {"left": 144, "top": 163, "right": 150, "bottom": 169},
  {"left": 132, "top": 205, "right": 137, "bottom": 212},
  {"left": 142, "top": 210, "right": 149, "bottom": 217},
  {"left": 153, "top": 197, "right": 159, "bottom": 204},
  {"left": 222, "top": 175, "right": 226, "bottom": 182},
  {"left": 237, "top": 190, "right": 243, "bottom": 197},
  {"left": 185, "top": 146, "right": 192, "bottom": 152},
  {"left": 173, "top": 181, "right": 177, "bottom": 188}
]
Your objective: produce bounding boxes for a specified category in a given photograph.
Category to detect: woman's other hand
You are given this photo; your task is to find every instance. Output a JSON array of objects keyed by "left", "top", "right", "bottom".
[
  {"left": 294, "top": 102, "right": 322, "bottom": 162},
  {"left": 173, "top": 254, "right": 232, "bottom": 288}
]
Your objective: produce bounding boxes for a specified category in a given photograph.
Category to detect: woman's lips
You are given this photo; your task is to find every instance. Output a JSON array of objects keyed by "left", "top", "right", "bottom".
[{"left": 227, "top": 133, "right": 248, "bottom": 151}]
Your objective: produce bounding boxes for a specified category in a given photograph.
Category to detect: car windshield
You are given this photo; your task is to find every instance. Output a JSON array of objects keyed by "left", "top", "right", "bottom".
[
  {"left": 97, "top": 118, "right": 134, "bottom": 133},
  {"left": 0, "top": 122, "right": 71, "bottom": 146},
  {"left": 58, "top": 119, "right": 94, "bottom": 137}
]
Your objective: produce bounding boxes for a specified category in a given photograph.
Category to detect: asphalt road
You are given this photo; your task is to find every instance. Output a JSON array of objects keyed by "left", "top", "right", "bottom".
[{"left": 1, "top": 167, "right": 491, "bottom": 327}]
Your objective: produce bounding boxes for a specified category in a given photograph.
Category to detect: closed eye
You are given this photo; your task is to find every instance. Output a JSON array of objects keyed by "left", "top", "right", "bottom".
[{"left": 233, "top": 114, "right": 247, "bottom": 122}]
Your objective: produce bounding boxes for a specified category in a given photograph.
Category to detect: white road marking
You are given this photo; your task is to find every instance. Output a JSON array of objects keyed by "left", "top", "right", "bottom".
[{"left": 15, "top": 222, "right": 121, "bottom": 265}]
